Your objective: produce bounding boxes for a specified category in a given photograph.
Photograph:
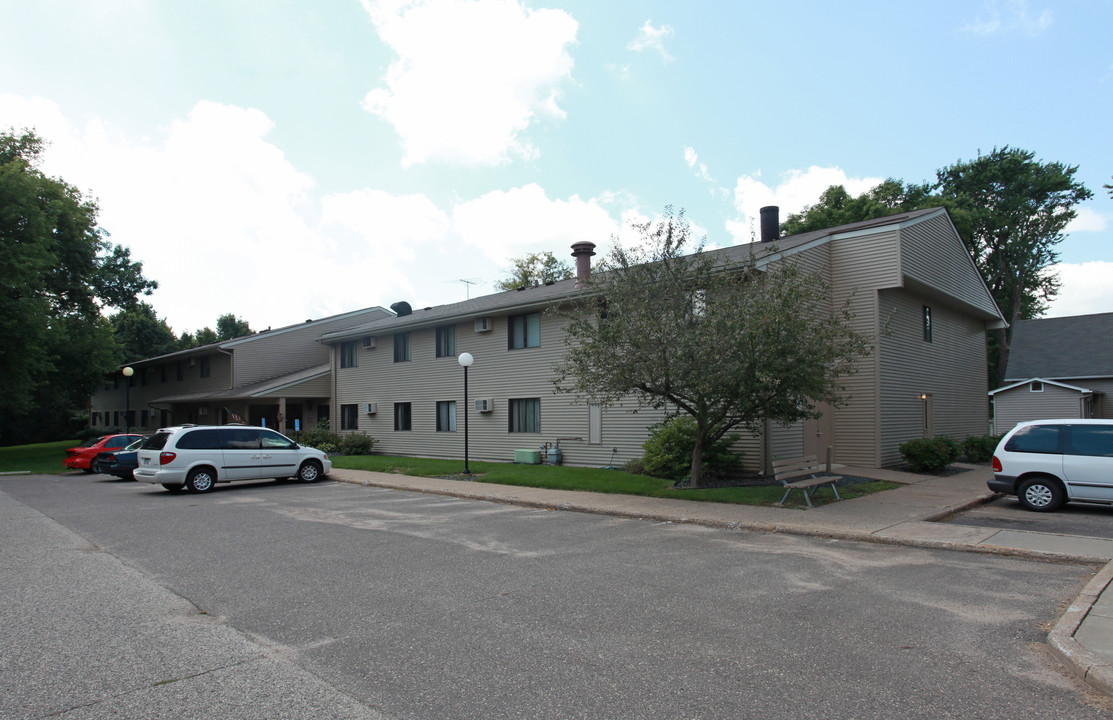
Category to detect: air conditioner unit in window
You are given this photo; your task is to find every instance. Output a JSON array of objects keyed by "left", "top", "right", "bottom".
[
  {"left": 362, "top": 336, "right": 376, "bottom": 349},
  {"left": 364, "top": 403, "right": 377, "bottom": 414},
  {"left": 475, "top": 398, "right": 494, "bottom": 413},
  {"left": 474, "top": 317, "right": 493, "bottom": 333}
]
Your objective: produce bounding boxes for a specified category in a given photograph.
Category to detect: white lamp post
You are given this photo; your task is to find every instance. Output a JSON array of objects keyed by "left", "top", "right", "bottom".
[
  {"left": 122, "top": 367, "right": 134, "bottom": 433},
  {"left": 458, "top": 352, "right": 474, "bottom": 475}
]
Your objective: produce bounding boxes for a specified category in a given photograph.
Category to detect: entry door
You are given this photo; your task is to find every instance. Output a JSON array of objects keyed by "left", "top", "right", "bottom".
[{"left": 804, "top": 403, "right": 834, "bottom": 461}]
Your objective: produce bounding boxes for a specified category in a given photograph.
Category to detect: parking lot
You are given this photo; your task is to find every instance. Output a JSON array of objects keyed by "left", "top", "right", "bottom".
[{"left": 948, "top": 496, "right": 1113, "bottom": 540}]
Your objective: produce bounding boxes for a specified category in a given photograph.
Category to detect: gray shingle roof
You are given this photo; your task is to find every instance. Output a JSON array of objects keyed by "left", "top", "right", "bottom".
[
  {"left": 1004, "top": 312, "right": 1113, "bottom": 380},
  {"left": 321, "top": 207, "right": 949, "bottom": 342}
]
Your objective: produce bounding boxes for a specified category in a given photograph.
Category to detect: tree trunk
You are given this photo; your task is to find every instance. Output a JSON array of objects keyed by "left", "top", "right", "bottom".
[{"left": 689, "top": 434, "right": 705, "bottom": 488}]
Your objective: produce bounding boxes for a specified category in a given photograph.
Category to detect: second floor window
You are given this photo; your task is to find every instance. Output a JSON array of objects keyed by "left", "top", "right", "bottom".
[
  {"left": 340, "top": 341, "right": 359, "bottom": 368},
  {"left": 435, "top": 325, "right": 456, "bottom": 358},
  {"left": 394, "top": 333, "right": 411, "bottom": 362},
  {"left": 508, "top": 312, "right": 540, "bottom": 350},
  {"left": 200, "top": 357, "right": 211, "bottom": 378}
]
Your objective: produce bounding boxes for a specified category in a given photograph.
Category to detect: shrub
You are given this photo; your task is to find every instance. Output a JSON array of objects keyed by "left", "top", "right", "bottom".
[
  {"left": 899, "top": 436, "right": 960, "bottom": 473},
  {"left": 315, "top": 442, "right": 340, "bottom": 455},
  {"left": 301, "top": 426, "right": 341, "bottom": 451},
  {"left": 641, "top": 416, "right": 741, "bottom": 481},
  {"left": 338, "top": 432, "right": 375, "bottom": 455},
  {"left": 77, "top": 426, "right": 118, "bottom": 441},
  {"left": 961, "top": 434, "right": 1000, "bottom": 463},
  {"left": 622, "top": 457, "right": 647, "bottom": 475}
]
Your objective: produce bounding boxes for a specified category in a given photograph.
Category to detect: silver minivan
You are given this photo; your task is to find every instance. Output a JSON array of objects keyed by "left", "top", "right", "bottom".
[
  {"left": 135, "top": 425, "right": 332, "bottom": 493},
  {"left": 990, "top": 419, "right": 1113, "bottom": 512}
]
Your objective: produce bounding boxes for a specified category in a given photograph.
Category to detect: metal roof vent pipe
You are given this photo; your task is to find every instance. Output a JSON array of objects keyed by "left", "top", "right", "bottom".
[
  {"left": 571, "top": 241, "right": 596, "bottom": 288},
  {"left": 390, "top": 301, "right": 412, "bottom": 317},
  {"left": 759, "top": 206, "right": 780, "bottom": 242}
]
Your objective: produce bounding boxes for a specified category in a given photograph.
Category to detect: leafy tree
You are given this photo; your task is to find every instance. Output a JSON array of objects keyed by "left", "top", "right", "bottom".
[
  {"left": 553, "top": 208, "right": 871, "bottom": 486},
  {"left": 0, "top": 128, "right": 156, "bottom": 444},
  {"left": 782, "top": 179, "right": 935, "bottom": 235},
  {"left": 780, "top": 147, "right": 1092, "bottom": 387},
  {"left": 111, "top": 302, "right": 180, "bottom": 362},
  {"left": 936, "top": 147, "right": 1091, "bottom": 385},
  {"left": 216, "top": 313, "right": 254, "bottom": 340},
  {"left": 496, "top": 251, "right": 573, "bottom": 291},
  {"left": 192, "top": 327, "right": 219, "bottom": 346}
]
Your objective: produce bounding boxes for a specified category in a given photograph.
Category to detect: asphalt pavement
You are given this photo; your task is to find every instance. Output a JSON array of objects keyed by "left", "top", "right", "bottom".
[{"left": 325, "top": 462, "right": 1113, "bottom": 697}]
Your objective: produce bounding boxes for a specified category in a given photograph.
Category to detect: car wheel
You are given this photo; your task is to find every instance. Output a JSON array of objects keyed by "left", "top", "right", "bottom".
[
  {"left": 161, "top": 483, "right": 186, "bottom": 493},
  {"left": 185, "top": 468, "right": 216, "bottom": 494},
  {"left": 82, "top": 467, "right": 95, "bottom": 474},
  {"left": 297, "top": 460, "right": 322, "bottom": 483},
  {"left": 1018, "top": 476, "right": 1065, "bottom": 512}
]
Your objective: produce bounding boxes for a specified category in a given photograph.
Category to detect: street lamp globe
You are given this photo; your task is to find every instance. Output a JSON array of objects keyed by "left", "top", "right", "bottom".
[
  {"left": 122, "top": 367, "right": 134, "bottom": 377},
  {"left": 458, "top": 352, "right": 474, "bottom": 368}
]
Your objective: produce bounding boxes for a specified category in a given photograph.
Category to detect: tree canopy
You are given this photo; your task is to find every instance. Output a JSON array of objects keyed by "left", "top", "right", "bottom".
[
  {"left": 780, "top": 147, "right": 1092, "bottom": 387},
  {"left": 495, "top": 251, "right": 573, "bottom": 291},
  {"left": 553, "top": 208, "right": 871, "bottom": 486},
  {"left": 1, "top": 129, "right": 157, "bottom": 443}
]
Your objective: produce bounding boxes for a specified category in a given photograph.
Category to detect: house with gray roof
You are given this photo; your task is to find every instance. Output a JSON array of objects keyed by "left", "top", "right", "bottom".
[
  {"left": 90, "top": 306, "right": 391, "bottom": 435},
  {"left": 323, "top": 206, "right": 1006, "bottom": 472},
  {"left": 989, "top": 312, "right": 1113, "bottom": 432}
]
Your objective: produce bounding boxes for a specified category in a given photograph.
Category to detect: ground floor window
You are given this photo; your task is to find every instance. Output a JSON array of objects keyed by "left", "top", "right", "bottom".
[
  {"left": 340, "top": 404, "right": 358, "bottom": 430},
  {"left": 436, "top": 401, "right": 457, "bottom": 432},
  {"left": 508, "top": 398, "right": 540, "bottom": 433},
  {"left": 394, "top": 402, "right": 412, "bottom": 431},
  {"left": 588, "top": 403, "right": 602, "bottom": 444}
]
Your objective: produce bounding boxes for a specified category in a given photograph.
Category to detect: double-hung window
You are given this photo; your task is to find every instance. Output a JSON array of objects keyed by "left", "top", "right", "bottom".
[
  {"left": 436, "top": 401, "right": 457, "bottom": 432},
  {"left": 340, "top": 404, "right": 358, "bottom": 430},
  {"left": 508, "top": 312, "right": 540, "bottom": 350},
  {"left": 508, "top": 398, "right": 541, "bottom": 433},
  {"left": 394, "top": 333, "right": 411, "bottom": 362},
  {"left": 340, "top": 341, "right": 359, "bottom": 368},
  {"left": 435, "top": 326, "right": 456, "bottom": 358},
  {"left": 200, "top": 357, "right": 211, "bottom": 378},
  {"left": 394, "top": 402, "right": 412, "bottom": 431}
]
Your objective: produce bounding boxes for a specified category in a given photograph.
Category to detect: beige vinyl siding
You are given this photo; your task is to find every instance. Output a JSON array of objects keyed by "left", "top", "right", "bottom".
[
  {"left": 335, "top": 313, "right": 668, "bottom": 468},
  {"left": 900, "top": 213, "right": 1000, "bottom": 317},
  {"left": 878, "top": 289, "right": 989, "bottom": 465},
  {"left": 992, "top": 384, "right": 1088, "bottom": 433},
  {"left": 90, "top": 352, "right": 232, "bottom": 428},
  {"left": 823, "top": 231, "right": 899, "bottom": 466}
]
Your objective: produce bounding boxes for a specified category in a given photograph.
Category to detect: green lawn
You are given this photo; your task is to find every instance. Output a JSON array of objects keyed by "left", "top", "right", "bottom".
[
  {"left": 332, "top": 454, "right": 898, "bottom": 508},
  {"left": 0, "top": 441, "right": 898, "bottom": 509},
  {"left": 0, "top": 440, "right": 76, "bottom": 475}
]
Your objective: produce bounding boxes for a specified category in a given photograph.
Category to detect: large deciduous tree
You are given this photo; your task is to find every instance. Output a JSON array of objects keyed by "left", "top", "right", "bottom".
[
  {"left": 495, "top": 251, "right": 573, "bottom": 291},
  {"left": 111, "top": 302, "right": 181, "bottom": 362},
  {"left": 0, "top": 129, "right": 156, "bottom": 444},
  {"left": 780, "top": 147, "right": 1091, "bottom": 387},
  {"left": 216, "top": 313, "right": 254, "bottom": 341},
  {"left": 552, "top": 209, "right": 871, "bottom": 486}
]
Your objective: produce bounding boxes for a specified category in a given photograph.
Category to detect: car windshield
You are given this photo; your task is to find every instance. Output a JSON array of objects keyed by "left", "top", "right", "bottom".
[{"left": 124, "top": 438, "right": 146, "bottom": 451}]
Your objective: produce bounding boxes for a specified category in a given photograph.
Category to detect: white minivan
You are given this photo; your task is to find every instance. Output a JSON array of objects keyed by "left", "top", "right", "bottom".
[
  {"left": 134, "top": 425, "right": 332, "bottom": 493},
  {"left": 990, "top": 419, "right": 1113, "bottom": 512}
]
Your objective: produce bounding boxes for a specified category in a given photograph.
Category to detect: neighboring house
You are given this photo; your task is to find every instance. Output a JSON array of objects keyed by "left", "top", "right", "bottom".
[
  {"left": 322, "top": 207, "right": 1006, "bottom": 471},
  {"left": 989, "top": 312, "right": 1113, "bottom": 432},
  {"left": 90, "top": 307, "right": 391, "bottom": 435}
]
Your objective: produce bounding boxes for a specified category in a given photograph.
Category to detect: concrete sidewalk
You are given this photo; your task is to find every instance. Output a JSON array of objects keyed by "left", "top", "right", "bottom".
[{"left": 329, "top": 462, "right": 1113, "bottom": 696}]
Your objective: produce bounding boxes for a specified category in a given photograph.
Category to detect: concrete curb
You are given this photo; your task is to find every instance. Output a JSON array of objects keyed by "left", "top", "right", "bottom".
[
  {"left": 1048, "top": 559, "right": 1113, "bottom": 695},
  {"left": 0, "top": 471, "right": 31, "bottom": 476}
]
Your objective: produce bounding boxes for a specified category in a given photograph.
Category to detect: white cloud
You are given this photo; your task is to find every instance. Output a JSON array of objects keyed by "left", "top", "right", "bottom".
[
  {"left": 725, "top": 166, "right": 884, "bottom": 243},
  {"left": 1044, "top": 262, "right": 1113, "bottom": 317},
  {"left": 1065, "top": 206, "right": 1109, "bottom": 234},
  {"left": 683, "top": 145, "right": 713, "bottom": 183},
  {"left": 453, "top": 183, "right": 621, "bottom": 269},
  {"left": 960, "top": 0, "right": 1052, "bottom": 36},
  {"left": 626, "top": 20, "right": 675, "bottom": 63},
  {"left": 361, "top": 0, "right": 578, "bottom": 167}
]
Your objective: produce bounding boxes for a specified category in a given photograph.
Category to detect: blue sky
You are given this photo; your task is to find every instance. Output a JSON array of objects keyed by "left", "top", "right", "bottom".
[{"left": 2, "top": 0, "right": 1110, "bottom": 334}]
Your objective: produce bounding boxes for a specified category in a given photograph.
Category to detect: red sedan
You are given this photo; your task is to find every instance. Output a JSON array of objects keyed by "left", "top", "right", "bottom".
[{"left": 64, "top": 434, "right": 145, "bottom": 473}]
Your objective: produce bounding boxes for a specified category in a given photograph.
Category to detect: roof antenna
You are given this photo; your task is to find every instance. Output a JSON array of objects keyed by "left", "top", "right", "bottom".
[{"left": 459, "top": 278, "right": 479, "bottom": 299}]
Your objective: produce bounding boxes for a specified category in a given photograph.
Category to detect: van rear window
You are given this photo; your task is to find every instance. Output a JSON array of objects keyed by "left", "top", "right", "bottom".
[
  {"left": 141, "top": 433, "right": 172, "bottom": 451},
  {"left": 1005, "top": 425, "right": 1063, "bottom": 454}
]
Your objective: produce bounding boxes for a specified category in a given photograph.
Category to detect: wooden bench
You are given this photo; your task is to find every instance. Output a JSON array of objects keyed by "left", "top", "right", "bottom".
[{"left": 772, "top": 455, "right": 842, "bottom": 508}]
